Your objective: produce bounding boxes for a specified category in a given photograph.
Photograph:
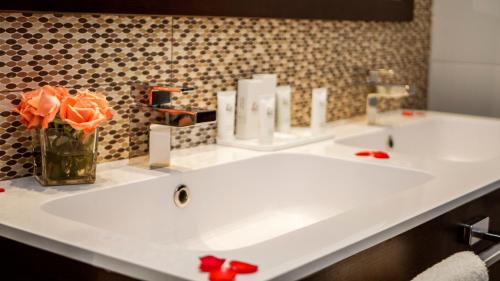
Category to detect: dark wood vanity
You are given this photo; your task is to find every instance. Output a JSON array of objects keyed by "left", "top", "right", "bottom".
[
  {"left": 2, "top": 184, "right": 500, "bottom": 281},
  {"left": 0, "top": 0, "right": 413, "bottom": 21},
  {"left": 1, "top": 235, "right": 134, "bottom": 281}
]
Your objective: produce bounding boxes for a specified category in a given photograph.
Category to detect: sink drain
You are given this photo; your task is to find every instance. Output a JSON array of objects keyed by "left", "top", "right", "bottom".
[{"left": 174, "top": 185, "right": 190, "bottom": 208}]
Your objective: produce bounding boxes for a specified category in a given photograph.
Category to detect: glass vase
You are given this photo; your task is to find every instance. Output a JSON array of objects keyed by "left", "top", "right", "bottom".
[{"left": 32, "top": 124, "right": 98, "bottom": 186}]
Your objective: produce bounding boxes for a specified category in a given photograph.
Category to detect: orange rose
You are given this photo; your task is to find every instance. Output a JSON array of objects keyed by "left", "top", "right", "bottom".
[
  {"left": 59, "top": 90, "right": 113, "bottom": 136},
  {"left": 74, "top": 90, "right": 113, "bottom": 120},
  {"left": 13, "top": 85, "right": 69, "bottom": 129}
]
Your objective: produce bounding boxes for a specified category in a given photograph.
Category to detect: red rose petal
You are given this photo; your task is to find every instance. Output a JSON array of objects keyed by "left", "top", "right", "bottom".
[
  {"left": 373, "top": 151, "right": 390, "bottom": 159},
  {"left": 355, "top": 151, "right": 372, "bottom": 157},
  {"left": 230, "top": 260, "right": 258, "bottom": 274},
  {"left": 209, "top": 268, "right": 237, "bottom": 281},
  {"left": 199, "top": 255, "right": 226, "bottom": 272},
  {"left": 0, "top": 188, "right": 5, "bottom": 193},
  {"left": 402, "top": 111, "right": 414, "bottom": 116}
]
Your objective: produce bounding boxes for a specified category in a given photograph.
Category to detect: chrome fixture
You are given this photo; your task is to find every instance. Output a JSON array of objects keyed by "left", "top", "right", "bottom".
[
  {"left": 461, "top": 216, "right": 500, "bottom": 267},
  {"left": 365, "top": 69, "right": 417, "bottom": 125},
  {"left": 149, "top": 124, "right": 171, "bottom": 168},
  {"left": 174, "top": 184, "right": 190, "bottom": 208},
  {"left": 462, "top": 216, "right": 500, "bottom": 246}
]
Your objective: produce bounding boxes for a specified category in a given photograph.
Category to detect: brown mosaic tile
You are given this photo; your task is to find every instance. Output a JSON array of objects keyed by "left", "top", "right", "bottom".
[
  {"left": 0, "top": 109, "right": 32, "bottom": 180},
  {"left": 0, "top": 12, "right": 172, "bottom": 92},
  {"left": 97, "top": 119, "right": 130, "bottom": 162},
  {"left": 128, "top": 104, "right": 165, "bottom": 158},
  {"left": 174, "top": 75, "right": 239, "bottom": 109},
  {"left": 171, "top": 17, "right": 330, "bottom": 83},
  {"left": 0, "top": 0, "right": 431, "bottom": 181},
  {"left": 172, "top": 17, "right": 277, "bottom": 80},
  {"left": 0, "top": 90, "right": 21, "bottom": 112},
  {"left": 171, "top": 122, "right": 216, "bottom": 150}
]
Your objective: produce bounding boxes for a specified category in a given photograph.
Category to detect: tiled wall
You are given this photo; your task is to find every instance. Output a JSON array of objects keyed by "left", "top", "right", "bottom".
[{"left": 0, "top": 0, "right": 431, "bottom": 180}]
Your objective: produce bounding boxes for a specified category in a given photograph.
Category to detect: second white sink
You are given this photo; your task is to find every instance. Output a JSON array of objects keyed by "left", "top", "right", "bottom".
[{"left": 336, "top": 114, "right": 500, "bottom": 162}]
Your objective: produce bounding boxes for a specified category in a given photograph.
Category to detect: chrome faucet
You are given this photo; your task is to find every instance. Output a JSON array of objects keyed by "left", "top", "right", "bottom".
[{"left": 365, "top": 69, "right": 416, "bottom": 125}]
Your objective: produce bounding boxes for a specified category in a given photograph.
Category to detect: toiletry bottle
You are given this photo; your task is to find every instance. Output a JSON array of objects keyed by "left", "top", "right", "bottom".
[
  {"left": 236, "top": 79, "right": 264, "bottom": 139},
  {"left": 311, "top": 88, "right": 327, "bottom": 134},
  {"left": 217, "top": 90, "right": 236, "bottom": 141},
  {"left": 276, "top": 85, "right": 292, "bottom": 133},
  {"left": 258, "top": 96, "right": 275, "bottom": 145},
  {"left": 253, "top": 74, "right": 277, "bottom": 99},
  {"left": 149, "top": 124, "right": 171, "bottom": 168}
]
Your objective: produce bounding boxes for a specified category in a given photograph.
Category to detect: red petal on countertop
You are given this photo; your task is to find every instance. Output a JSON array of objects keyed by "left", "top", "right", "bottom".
[
  {"left": 0, "top": 187, "right": 5, "bottom": 192},
  {"left": 416, "top": 111, "right": 426, "bottom": 116},
  {"left": 200, "top": 255, "right": 226, "bottom": 272},
  {"left": 402, "top": 111, "right": 414, "bottom": 116},
  {"left": 355, "top": 151, "right": 372, "bottom": 157},
  {"left": 230, "top": 260, "right": 258, "bottom": 274},
  {"left": 209, "top": 268, "right": 237, "bottom": 281},
  {"left": 373, "top": 151, "right": 390, "bottom": 159}
]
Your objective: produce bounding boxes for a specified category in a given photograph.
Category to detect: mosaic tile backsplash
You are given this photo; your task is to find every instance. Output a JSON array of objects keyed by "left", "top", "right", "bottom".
[{"left": 0, "top": 0, "right": 431, "bottom": 180}]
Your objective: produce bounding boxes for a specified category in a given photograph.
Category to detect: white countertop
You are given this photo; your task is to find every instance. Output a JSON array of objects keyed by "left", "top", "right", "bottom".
[{"left": 1, "top": 111, "right": 500, "bottom": 281}]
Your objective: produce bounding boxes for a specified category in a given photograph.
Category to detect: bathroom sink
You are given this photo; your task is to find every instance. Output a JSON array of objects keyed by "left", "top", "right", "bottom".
[
  {"left": 42, "top": 153, "right": 431, "bottom": 251},
  {"left": 336, "top": 115, "right": 500, "bottom": 162}
]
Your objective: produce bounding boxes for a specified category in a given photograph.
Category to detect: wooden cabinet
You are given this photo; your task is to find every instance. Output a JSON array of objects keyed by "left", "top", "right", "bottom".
[
  {"left": 0, "top": 0, "right": 413, "bottom": 21},
  {"left": 0, "top": 236, "right": 135, "bottom": 281}
]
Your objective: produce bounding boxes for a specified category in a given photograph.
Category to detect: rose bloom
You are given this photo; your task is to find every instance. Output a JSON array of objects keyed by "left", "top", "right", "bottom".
[
  {"left": 59, "top": 90, "right": 113, "bottom": 136},
  {"left": 13, "top": 85, "right": 69, "bottom": 129}
]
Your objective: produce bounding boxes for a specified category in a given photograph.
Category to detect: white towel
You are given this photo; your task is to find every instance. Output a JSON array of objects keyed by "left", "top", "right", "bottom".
[{"left": 411, "top": 251, "right": 488, "bottom": 281}]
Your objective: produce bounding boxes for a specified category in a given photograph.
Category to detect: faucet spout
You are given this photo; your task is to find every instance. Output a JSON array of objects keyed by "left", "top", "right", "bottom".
[{"left": 365, "top": 69, "right": 416, "bottom": 125}]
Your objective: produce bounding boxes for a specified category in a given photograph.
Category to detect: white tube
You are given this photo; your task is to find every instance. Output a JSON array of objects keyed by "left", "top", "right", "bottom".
[
  {"left": 276, "top": 85, "right": 291, "bottom": 133},
  {"left": 253, "top": 74, "right": 277, "bottom": 99},
  {"left": 258, "top": 96, "right": 275, "bottom": 145},
  {"left": 236, "top": 79, "right": 263, "bottom": 139},
  {"left": 217, "top": 90, "right": 236, "bottom": 141},
  {"left": 311, "top": 88, "right": 327, "bottom": 133}
]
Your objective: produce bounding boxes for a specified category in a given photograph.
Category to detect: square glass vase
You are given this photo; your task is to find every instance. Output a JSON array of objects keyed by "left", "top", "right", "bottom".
[{"left": 31, "top": 125, "right": 98, "bottom": 186}]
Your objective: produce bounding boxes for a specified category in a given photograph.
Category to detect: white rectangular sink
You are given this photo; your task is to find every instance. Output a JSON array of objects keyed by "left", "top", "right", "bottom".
[
  {"left": 336, "top": 115, "right": 500, "bottom": 162},
  {"left": 42, "top": 153, "right": 431, "bottom": 251}
]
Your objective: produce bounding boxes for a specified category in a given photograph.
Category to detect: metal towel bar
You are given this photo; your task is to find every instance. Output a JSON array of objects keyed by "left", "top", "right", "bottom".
[
  {"left": 479, "top": 244, "right": 500, "bottom": 267},
  {"left": 462, "top": 216, "right": 500, "bottom": 267}
]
